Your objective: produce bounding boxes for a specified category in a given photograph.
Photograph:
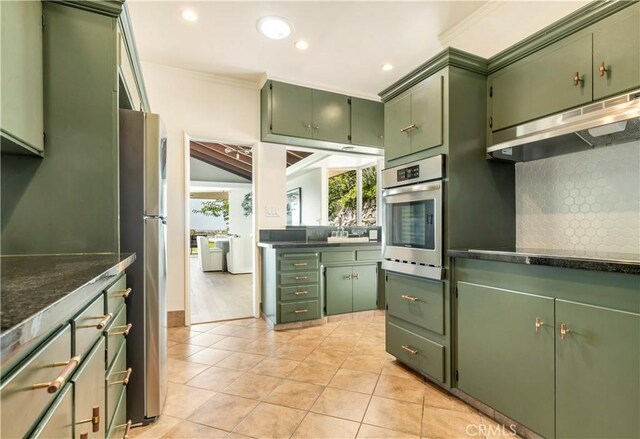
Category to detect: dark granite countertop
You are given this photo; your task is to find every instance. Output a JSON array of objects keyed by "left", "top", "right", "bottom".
[
  {"left": 449, "top": 248, "right": 640, "bottom": 275},
  {"left": 1, "top": 253, "right": 136, "bottom": 373},
  {"left": 258, "top": 241, "right": 382, "bottom": 249}
]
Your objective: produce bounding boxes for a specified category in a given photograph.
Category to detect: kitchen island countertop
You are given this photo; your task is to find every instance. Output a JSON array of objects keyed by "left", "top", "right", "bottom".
[{"left": 449, "top": 248, "right": 640, "bottom": 275}]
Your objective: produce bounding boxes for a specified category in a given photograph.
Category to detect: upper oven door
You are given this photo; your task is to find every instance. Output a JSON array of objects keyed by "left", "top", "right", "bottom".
[{"left": 382, "top": 181, "right": 443, "bottom": 268}]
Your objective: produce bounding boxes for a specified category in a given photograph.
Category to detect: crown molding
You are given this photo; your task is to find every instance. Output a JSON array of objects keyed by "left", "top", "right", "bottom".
[
  {"left": 142, "top": 62, "right": 261, "bottom": 91},
  {"left": 53, "top": 1, "right": 124, "bottom": 18}
]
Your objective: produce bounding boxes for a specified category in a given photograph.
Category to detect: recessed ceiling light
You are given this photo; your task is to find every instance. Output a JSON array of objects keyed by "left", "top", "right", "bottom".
[
  {"left": 257, "top": 16, "right": 293, "bottom": 40},
  {"left": 381, "top": 64, "right": 394, "bottom": 72},
  {"left": 181, "top": 9, "right": 198, "bottom": 22},
  {"left": 295, "top": 40, "right": 309, "bottom": 50}
]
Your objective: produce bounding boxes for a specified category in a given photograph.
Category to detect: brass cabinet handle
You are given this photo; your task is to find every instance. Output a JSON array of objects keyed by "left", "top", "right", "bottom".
[
  {"left": 599, "top": 61, "right": 608, "bottom": 77},
  {"left": 535, "top": 317, "right": 544, "bottom": 332},
  {"left": 400, "top": 123, "right": 417, "bottom": 133},
  {"left": 314, "top": 125, "right": 319, "bottom": 130},
  {"left": 33, "top": 355, "right": 82, "bottom": 393},
  {"left": 379, "top": 134, "right": 384, "bottom": 140},
  {"left": 306, "top": 123, "right": 311, "bottom": 130},
  {"left": 77, "top": 406, "right": 100, "bottom": 433},
  {"left": 573, "top": 72, "right": 582, "bottom": 86},
  {"left": 109, "top": 323, "right": 133, "bottom": 337},
  {"left": 113, "top": 288, "right": 132, "bottom": 299},
  {"left": 401, "top": 345, "right": 418, "bottom": 355},
  {"left": 294, "top": 276, "right": 309, "bottom": 280},
  {"left": 294, "top": 291, "right": 309, "bottom": 296},
  {"left": 401, "top": 294, "right": 419, "bottom": 302},
  {"left": 560, "top": 323, "right": 570, "bottom": 340},
  {"left": 293, "top": 262, "right": 308, "bottom": 267},
  {"left": 344, "top": 274, "right": 352, "bottom": 280},
  {"left": 80, "top": 433, "right": 89, "bottom": 439},
  {"left": 110, "top": 368, "right": 133, "bottom": 386},
  {"left": 95, "top": 313, "right": 113, "bottom": 330},
  {"left": 116, "top": 420, "right": 133, "bottom": 439},
  {"left": 294, "top": 309, "right": 308, "bottom": 314},
  {"left": 353, "top": 273, "right": 359, "bottom": 280}
]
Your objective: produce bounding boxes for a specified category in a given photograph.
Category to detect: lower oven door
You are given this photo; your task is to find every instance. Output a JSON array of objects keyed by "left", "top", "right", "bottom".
[{"left": 382, "top": 181, "right": 443, "bottom": 278}]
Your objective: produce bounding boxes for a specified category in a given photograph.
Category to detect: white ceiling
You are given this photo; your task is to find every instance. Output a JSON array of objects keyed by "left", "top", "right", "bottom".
[{"left": 127, "top": 1, "right": 590, "bottom": 99}]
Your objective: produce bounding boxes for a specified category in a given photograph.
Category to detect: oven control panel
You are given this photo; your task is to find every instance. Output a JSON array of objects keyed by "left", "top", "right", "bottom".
[{"left": 397, "top": 165, "right": 420, "bottom": 181}]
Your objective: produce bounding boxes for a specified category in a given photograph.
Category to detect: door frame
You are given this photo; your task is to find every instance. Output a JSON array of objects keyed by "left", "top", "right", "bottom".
[{"left": 183, "top": 132, "right": 258, "bottom": 326}]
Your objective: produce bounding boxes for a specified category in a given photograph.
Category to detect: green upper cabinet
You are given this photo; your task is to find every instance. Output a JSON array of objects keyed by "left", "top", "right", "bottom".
[
  {"left": 555, "top": 300, "right": 640, "bottom": 439},
  {"left": 270, "top": 81, "right": 313, "bottom": 138},
  {"left": 592, "top": 3, "right": 640, "bottom": 101},
  {"left": 384, "top": 74, "right": 443, "bottom": 161},
  {"left": 311, "top": 89, "right": 350, "bottom": 143},
  {"left": 0, "top": 0, "right": 44, "bottom": 155},
  {"left": 489, "top": 33, "right": 593, "bottom": 132},
  {"left": 351, "top": 97, "right": 384, "bottom": 147},
  {"left": 457, "top": 282, "right": 555, "bottom": 438}
]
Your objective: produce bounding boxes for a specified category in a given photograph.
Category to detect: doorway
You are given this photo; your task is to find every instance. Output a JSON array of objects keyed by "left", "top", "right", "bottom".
[{"left": 187, "top": 139, "right": 255, "bottom": 324}]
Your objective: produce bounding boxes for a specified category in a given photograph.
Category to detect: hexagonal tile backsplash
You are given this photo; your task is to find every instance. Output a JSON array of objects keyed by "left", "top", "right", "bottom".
[{"left": 516, "top": 140, "right": 640, "bottom": 254}]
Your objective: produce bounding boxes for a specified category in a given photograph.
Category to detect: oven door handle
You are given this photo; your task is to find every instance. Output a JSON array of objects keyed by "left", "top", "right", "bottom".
[{"left": 382, "top": 182, "right": 441, "bottom": 198}]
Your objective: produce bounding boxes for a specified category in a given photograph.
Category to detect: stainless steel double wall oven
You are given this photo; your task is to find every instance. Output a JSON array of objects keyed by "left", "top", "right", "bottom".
[{"left": 382, "top": 155, "right": 444, "bottom": 280}]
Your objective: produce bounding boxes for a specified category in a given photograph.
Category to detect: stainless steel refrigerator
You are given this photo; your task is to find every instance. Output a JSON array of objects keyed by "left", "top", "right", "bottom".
[{"left": 119, "top": 109, "right": 168, "bottom": 425}]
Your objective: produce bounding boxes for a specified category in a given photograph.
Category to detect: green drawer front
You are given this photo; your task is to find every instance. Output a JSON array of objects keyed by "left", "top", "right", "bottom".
[
  {"left": 321, "top": 251, "right": 355, "bottom": 263},
  {"left": 30, "top": 383, "right": 73, "bottom": 439},
  {"left": 386, "top": 322, "right": 444, "bottom": 382},
  {"left": 73, "top": 294, "right": 108, "bottom": 358},
  {"left": 386, "top": 273, "right": 444, "bottom": 335},
  {"left": 105, "top": 274, "right": 127, "bottom": 315},
  {"left": 280, "top": 300, "right": 321, "bottom": 323},
  {"left": 279, "top": 284, "right": 319, "bottom": 302},
  {"left": 279, "top": 258, "right": 319, "bottom": 272},
  {"left": 107, "top": 388, "right": 128, "bottom": 439},
  {"left": 106, "top": 341, "right": 128, "bottom": 430},
  {"left": 1, "top": 325, "right": 72, "bottom": 439},
  {"left": 356, "top": 250, "right": 381, "bottom": 261},
  {"left": 105, "top": 305, "right": 128, "bottom": 369},
  {"left": 279, "top": 272, "right": 319, "bottom": 285}
]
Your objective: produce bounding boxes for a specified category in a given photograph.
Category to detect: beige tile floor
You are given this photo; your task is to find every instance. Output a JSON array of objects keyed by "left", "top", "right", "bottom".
[{"left": 131, "top": 316, "right": 514, "bottom": 439}]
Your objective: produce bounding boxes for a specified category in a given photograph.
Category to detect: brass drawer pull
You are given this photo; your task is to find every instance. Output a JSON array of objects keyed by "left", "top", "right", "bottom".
[
  {"left": 33, "top": 355, "right": 82, "bottom": 393},
  {"left": 113, "top": 287, "right": 132, "bottom": 298},
  {"left": 293, "top": 262, "right": 308, "bottom": 267},
  {"left": 401, "top": 294, "right": 419, "bottom": 302},
  {"left": 598, "top": 61, "right": 608, "bottom": 77},
  {"left": 294, "top": 309, "right": 308, "bottom": 314},
  {"left": 353, "top": 273, "right": 359, "bottom": 280},
  {"left": 116, "top": 420, "right": 133, "bottom": 439},
  {"left": 535, "top": 317, "right": 544, "bottom": 332},
  {"left": 110, "top": 323, "right": 133, "bottom": 337},
  {"left": 294, "top": 276, "right": 309, "bottom": 281},
  {"left": 294, "top": 291, "right": 309, "bottom": 296},
  {"left": 80, "top": 433, "right": 89, "bottom": 439},
  {"left": 95, "top": 313, "right": 113, "bottom": 330},
  {"left": 401, "top": 345, "right": 418, "bottom": 355},
  {"left": 573, "top": 72, "right": 582, "bottom": 86},
  {"left": 110, "top": 367, "right": 133, "bottom": 386},
  {"left": 560, "top": 323, "right": 570, "bottom": 340},
  {"left": 400, "top": 123, "right": 417, "bottom": 133},
  {"left": 77, "top": 406, "right": 100, "bottom": 433}
]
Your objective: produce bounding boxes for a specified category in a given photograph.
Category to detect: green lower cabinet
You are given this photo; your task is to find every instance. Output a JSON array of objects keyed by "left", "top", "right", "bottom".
[
  {"left": 555, "top": 300, "right": 640, "bottom": 439},
  {"left": 72, "top": 338, "right": 106, "bottom": 439},
  {"left": 386, "top": 322, "right": 445, "bottom": 382},
  {"left": 457, "top": 282, "right": 555, "bottom": 438},
  {"left": 352, "top": 265, "right": 378, "bottom": 312},
  {"left": 29, "top": 384, "right": 73, "bottom": 438},
  {"left": 326, "top": 266, "right": 353, "bottom": 315}
]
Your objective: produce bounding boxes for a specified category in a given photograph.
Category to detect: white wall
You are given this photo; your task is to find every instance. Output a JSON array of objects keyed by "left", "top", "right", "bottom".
[
  {"left": 286, "top": 168, "right": 325, "bottom": 226},
  {"left": 190, "top": 157, "right": 250, "bottom": 184},
  {"left": 142, "top": 62, "right": 259, "bottom": 312},
  {"left": 229, "top": 189, "right": 252, "bottom": 237}
]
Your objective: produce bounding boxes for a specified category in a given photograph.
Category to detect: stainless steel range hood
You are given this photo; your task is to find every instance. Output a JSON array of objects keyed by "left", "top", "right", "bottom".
[{"left": 488, "top": 90, "right": 640, "bottom": 162}]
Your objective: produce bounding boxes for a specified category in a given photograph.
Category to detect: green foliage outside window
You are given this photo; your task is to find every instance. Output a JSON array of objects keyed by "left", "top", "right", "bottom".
[
  {"left": 328, "top": 166, "right": 377, "bottom": 226},
  {"left": 192, "top": 199, "right": 230, "bottom": 225}
]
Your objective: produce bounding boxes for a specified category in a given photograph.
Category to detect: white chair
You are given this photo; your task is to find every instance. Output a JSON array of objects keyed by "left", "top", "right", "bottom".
[
  {"left": 197, "top": 236, "right": 223, "bottom": 272},
  {"left": 226, "top": 237, "right": 253, "bottom": 274}
]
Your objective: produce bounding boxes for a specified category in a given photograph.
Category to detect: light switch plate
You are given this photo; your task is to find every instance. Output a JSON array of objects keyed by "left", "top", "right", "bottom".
[{"left": 369, "top": 230, "right": 378, "bottom": 240}]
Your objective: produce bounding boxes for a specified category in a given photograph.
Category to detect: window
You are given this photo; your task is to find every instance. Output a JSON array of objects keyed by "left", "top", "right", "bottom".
[{"left": 328, "top": 165, "right": 378, "bottom": 226}]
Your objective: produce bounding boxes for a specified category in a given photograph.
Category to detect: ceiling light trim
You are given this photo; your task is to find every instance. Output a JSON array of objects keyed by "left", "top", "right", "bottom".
[{"left": 257, "top": 16, "right": 293, "bottom": 40}]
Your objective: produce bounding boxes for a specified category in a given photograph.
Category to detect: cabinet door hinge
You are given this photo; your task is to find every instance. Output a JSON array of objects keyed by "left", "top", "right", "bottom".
[
  {"left": 489, "top": 117, "right": 493, "bottom": 129},
  {"left": 455, "top": 370, "right": 459, "bottom": 381},
  {"left": 455, "top": 286, "right": 458, "bottom": 298},
  {"left": 42, "top": 14, "right": 45, "bottom": 28},
  {"left": 489, "top": 86, "right": 493, "bottom": 98},
  {"left": 347, "top": 97, "right": 351, "bottom": 105},
  {"left": 385, "top": 304, "right": 388, "bottom": 311},
  {"left": 269, "top": 82, "right": 272, "bottom": 90},
  {"left": 43, "top": 132, "right": 47, "bottom": 145},
  {"left": 348, "top": 134, "right": 352, "bottom": 141},
  {"left": 385, "top": 273, "right": 388, "bottom": 282}
]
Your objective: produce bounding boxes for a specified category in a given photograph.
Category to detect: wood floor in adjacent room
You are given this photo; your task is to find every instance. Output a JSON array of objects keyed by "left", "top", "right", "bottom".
[{"left": 190, "top": 256, "right": 253, "bottom": 323}]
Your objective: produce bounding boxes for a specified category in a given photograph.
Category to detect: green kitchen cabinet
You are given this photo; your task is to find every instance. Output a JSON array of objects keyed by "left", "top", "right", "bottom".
[
  {"left": 326, "top": 264, "right": 378, "bottom": 315},
  {"left": 384, "top": 74, "right": 443, "bottom": 161},
  {"left": 457, "top": 282, "right": 555, "bottom": 438},
  {"left": 72, "top": 338, "right": 106, "bottom": 439},
  {"left": 351, "top": 97, "right": 384, "bottom": 147},
  {"left": 270, "top": 81, "right": 313, "bottom": 139},
  {"left": 352, "top": 264, "right": 378, "bottom": 311},
  {"left": 489, "top": 32, "right": 593, "bottom": 132},
  {"left": 592, "top": 3, "right": 640, "bottom": 100},
  {"left": 312, "top": 89, "right": 350, "bottom": 143},
  {"left": 555, "top": 300, "right": 640, "bottom": 439},
  {"left": 30, "top": 384, "right": 74, "bottom": 439},
  {"left": 0, "top": 0, "right": 44, "bottom": 155}
]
